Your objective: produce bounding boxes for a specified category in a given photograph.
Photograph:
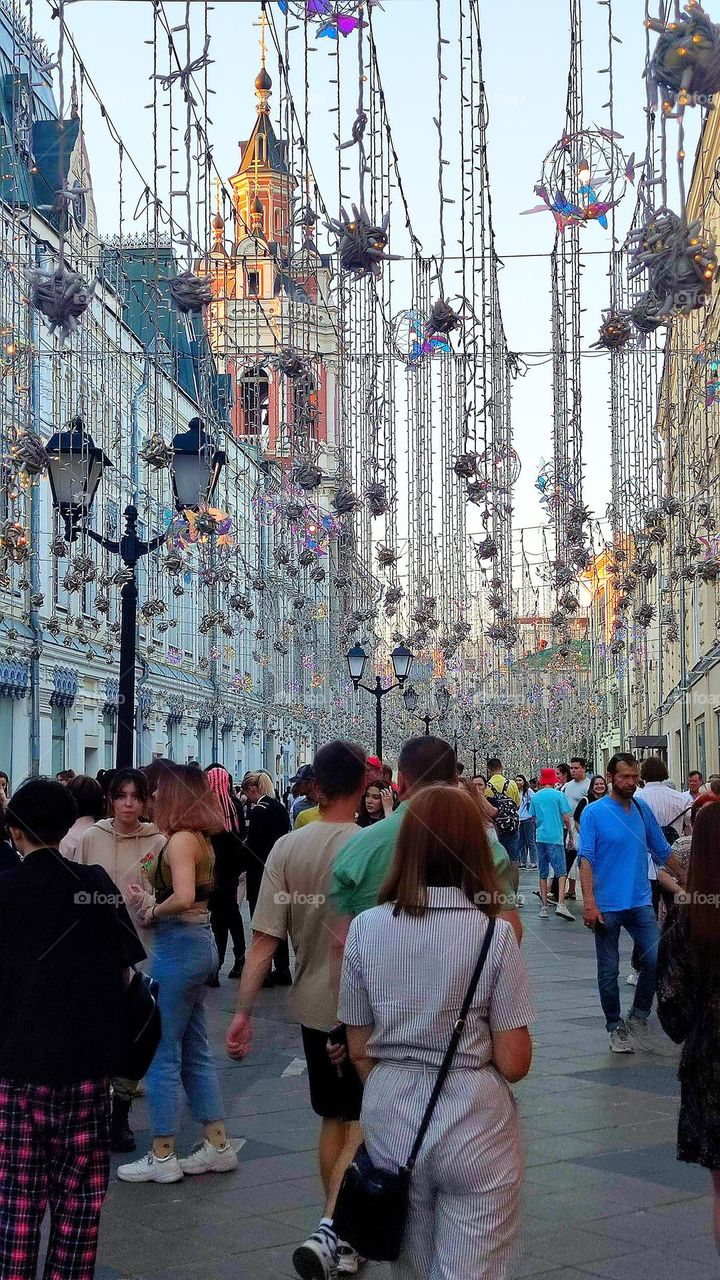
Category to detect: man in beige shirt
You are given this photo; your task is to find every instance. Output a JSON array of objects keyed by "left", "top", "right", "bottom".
[{"left": 226, "top": 739, "right": 367, "bottom": 1280}]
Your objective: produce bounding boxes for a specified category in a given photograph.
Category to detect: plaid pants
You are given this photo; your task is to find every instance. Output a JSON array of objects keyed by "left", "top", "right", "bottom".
[{"left": 0, "top": 1077, "right": 110, "bottom": 1280}]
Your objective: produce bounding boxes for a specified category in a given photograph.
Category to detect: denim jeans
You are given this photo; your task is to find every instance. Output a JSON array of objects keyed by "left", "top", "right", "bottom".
[
  {"left": 146, "top": 921, "right": 225, "bottom": 1137},
  {"left": 593, "top": 905, "right": 659, "bottom": 1032},
  {"left": 518, "top": 818, "right": 537, "bottom": 866},
  {"left": 499, "top": 829, "right": 521, "bottom": 863}
]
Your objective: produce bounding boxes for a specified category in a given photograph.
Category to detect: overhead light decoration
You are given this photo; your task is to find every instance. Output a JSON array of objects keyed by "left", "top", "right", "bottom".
[
  {"left": 325, "top": 203, "right": 397, "bottom": 278},
  {"left": 276, "top": 0, "right": 377, "bottom": 38},
  {"left": 646, "top": 3, "right": 720, "bottom": 116},
  {"left": 29, "top": 261, "right": 95, "bottom": 343},
  {"left": 523, "top": 128, "right": 632, "bottom": 232}
]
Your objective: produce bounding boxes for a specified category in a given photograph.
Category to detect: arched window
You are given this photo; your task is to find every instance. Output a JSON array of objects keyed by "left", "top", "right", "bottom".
[
  {"left": 240, "top": 365, "right": 270, "bottom": 436},
  {"left": 291, "top": 369, "right": 318, "bottom": 436}
]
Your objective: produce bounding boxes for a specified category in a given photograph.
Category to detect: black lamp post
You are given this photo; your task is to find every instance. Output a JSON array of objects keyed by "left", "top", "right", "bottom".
[
  {"left": 403, "top": 683, "right": 450, "bottom": 736},
  {"left": 46, "top": 415, "right": 225, "bottom": 769},
  {"left": 346, "top": 643, "right": 414, "bottom": 761}
]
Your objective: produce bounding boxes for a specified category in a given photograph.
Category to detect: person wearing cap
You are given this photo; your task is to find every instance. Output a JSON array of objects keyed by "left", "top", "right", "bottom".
[
  {"left": 530, "top": 769, "right": 575, "bottom": 922},
  {"left": 290, "top": 766, "right": 317, "bottom": 826},
  {"left": 365, "top": 756, "right": 383, "bottom": 785}
]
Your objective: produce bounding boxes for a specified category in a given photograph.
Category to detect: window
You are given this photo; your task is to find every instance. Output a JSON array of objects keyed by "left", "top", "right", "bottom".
[
  {"left": 51, "top": 705, "right": 66, "bottom": 775},
  {"left": 246, "top": 270, "right": 260, "bottom": 297},
  {"left": 197, "top": 724, "right": 210, "bottom": 765},
  {"left": 274, "top": 208, "right": 283, "bottom": 235},
  {"left": 291, "top": 370, "right": 318, "bottom": 435},
  {"left": 0, "top": 699, "right": 13, "bottom": 782},
  {"left": 239, "top": 366, "right": 270, "bottom": 436},
  {"left": 102, "top": 710, "right": 115, "bottom": 770},
  {"left": 696, "top": 718, "right": 707, "bottom": 779},
  {"left": 257, "top": 134, "right": 267, "bottom": 164}
]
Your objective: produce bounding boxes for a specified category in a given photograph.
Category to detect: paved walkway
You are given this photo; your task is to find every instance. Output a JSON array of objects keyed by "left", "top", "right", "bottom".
[{"left": 94, "top": 872, "right": 716, "bottom": 1280}]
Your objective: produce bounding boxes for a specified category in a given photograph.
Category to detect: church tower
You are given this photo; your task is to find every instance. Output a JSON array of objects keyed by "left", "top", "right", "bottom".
[{"left": 202, "top": 60, "right": 337, "bottom": 466}]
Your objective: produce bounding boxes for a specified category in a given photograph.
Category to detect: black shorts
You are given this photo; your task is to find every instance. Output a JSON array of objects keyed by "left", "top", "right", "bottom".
[{"left": 300, "top": 1025, "right": 363, "bottom": 1121}]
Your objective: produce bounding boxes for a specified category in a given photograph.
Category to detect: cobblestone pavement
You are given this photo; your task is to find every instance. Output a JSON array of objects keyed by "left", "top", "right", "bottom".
[{"left": 91, "top": 872, "right": 715, "bottom": 1280}]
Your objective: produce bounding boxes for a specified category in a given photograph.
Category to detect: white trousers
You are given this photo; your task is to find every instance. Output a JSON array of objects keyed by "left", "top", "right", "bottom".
[{"left": 362, "top": 1062, "right": 522, "bottom": 1279}]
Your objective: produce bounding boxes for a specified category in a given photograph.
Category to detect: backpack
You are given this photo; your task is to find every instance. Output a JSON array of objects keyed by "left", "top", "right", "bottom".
[{"left": 488, "top": 781, "right": 520, "bottom": 836}]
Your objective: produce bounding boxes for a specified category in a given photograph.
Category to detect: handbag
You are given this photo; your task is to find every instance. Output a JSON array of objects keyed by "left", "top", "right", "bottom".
[
  {"left": 114, "top": 971, "right": 162, "bottom": 1081},
  {"left": 332, "top": 915, "right": 497, "bottom": 1262}
]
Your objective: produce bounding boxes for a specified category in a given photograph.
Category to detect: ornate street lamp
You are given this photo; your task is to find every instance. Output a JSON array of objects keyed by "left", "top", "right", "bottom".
[
  {"left": 346, "top": 643, "right": 414, "bottom": 760},
  {"left": 46, "top": 417, "right": 112, "bottom": 541},
  {"left": 170, "top": 416, "right": 226, "bottom": 512},
  {"left": 390, "top": 643, "right": 414, "bottom": 685},
  {"left": 404, "top": 681, "right": 450, "bottom": 736},
  {"left": 46, "top": 415, "right": 225, "bottom": 768},
  {"left": 346, "top": 644, "right": 368, "bottom": 686},
  {"left": 402, "top": 685, "right": 419, "bottom": 715}
]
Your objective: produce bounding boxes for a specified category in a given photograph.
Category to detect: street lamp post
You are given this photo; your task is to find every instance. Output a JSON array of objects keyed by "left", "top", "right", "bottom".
[
  {"left": 403, "top": 683, "right": 450, "bottom": 737},
  {"left": 346, "top": 643, "right": 414, "bottom": 761},
  {"left": 46, "top": 415, "right": 225, "bottom": 769}
]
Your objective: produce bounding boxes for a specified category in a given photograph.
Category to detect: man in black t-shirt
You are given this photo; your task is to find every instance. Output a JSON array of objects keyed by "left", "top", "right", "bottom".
[{"left": 0, "top": 778, "right": 145, "bottom": 1280}]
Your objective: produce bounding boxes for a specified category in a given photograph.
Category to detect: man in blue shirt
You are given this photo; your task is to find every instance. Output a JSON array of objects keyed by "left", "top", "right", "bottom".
[
  {"left": 530, "top": 767, "right": 575, "bottom": 921},
  {"left": 579, "top": 752, "right": 685, "bottom": 1053}
]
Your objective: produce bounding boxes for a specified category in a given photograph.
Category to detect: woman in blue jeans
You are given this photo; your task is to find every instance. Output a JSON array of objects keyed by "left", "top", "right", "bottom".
[
  {"left": 120, "top": 765, "right": 239, "bottom": 1184},
  {"left": 515, "top": 775, "right": 537, "bottom": 868}
]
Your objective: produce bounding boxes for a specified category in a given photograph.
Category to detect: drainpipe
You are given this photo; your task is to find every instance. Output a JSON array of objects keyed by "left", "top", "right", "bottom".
[
  {"left": 28, "top": 243, "right": 46, "bottom": 776},
  {"left": 130, "top": 355, "right": 150, "bottom": 754}
]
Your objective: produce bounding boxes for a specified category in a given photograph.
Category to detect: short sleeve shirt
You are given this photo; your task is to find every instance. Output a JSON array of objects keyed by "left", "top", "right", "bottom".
[
  {"left": 330, "top": 805, "right": 405, "bottom": 917},
  {"left": 252, "top": 821, "right": 358, "bottom": 1031},
  {"left": 338, "top": 888, "right": 534, "bottom": 1070},
  {"left": 530, "top": 788, "right": 572, "bottom": 844},
  {"left": 578, "top": 794, "right": 671, "bottom": 911},
  {"left": 485, "top": 775, "right": 521, "bottom": 809}
]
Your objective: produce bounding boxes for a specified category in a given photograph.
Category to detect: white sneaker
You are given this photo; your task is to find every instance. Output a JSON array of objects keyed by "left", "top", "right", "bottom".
[
  {"left": 539, "top": 906, "right": 549, "bottom": 919},
  {"left": 178, "top": 1139, "right": 239, "bottom": 1175},
  {"left": 292, "top": 1229, "right": 338, "bottom": 1279},
  {"left": 117, "top": 1151, "right": 183, "bottom": 1183},
  {"left": 627, "top": 969, "right": 639, "bottom": 986},
  {"left": 555, "top": 903, "right": 574, "bottom": 921},
  {"left": 337, "top": 1241, "right": 363, "bottom": 1274}
]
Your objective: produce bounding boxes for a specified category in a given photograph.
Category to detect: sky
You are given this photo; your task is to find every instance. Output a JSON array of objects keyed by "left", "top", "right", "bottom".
[{"left": 29, "top": 0, "right": 698, "bottom": 574}]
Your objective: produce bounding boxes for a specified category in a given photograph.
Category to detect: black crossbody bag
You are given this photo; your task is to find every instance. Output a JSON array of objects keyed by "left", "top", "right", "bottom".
[{"left": 333, "top": 916, "right": 497, "bottom": 1262}]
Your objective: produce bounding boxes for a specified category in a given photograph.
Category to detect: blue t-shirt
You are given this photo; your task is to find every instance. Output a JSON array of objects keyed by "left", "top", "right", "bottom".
[
  {"left": 578, "top": 794, "right": 670, "bottom": 912},
  {"left": 530, "top": 787, "right": 571, "bottom": 844}
]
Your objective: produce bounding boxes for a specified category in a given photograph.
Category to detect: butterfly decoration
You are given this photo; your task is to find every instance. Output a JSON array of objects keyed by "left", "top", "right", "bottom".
[
  {"left": 527, "top": 130, "right": 630, "bottom": 232},
  {"left": 522, "top": 184, "right": 614, "bottom": 231},
  {"left": 277, "top": 0, "right": 371, "bottom": 37},
  {"left": 169, "top": 505, "right": 233, "bottom": 551}
]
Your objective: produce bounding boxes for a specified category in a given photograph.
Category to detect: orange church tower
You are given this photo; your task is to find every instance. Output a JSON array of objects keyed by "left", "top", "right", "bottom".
[{"left": 202, "top": 59, "right": 337, "bottom": 467}]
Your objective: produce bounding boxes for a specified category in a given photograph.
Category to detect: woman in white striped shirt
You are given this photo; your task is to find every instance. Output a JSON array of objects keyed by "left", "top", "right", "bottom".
[{"left": 339, "top": 784, "right": 534, "bottom": 1278}]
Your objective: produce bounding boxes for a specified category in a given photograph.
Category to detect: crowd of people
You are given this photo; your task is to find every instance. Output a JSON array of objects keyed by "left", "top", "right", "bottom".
[{"left": 0, "top": 745, "right": 718, "bottom": 1278}]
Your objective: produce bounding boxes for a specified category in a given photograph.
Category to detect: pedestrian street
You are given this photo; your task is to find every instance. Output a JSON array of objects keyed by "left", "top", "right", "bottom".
[{"left": 91, "top": 873, "right": 716, "bottom": 1280}]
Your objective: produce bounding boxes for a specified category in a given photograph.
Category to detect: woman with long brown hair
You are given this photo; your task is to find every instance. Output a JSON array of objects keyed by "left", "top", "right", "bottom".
[
  {"left": 657, "top": 798, "right": 720, "bottom": 1247},
  {"left": 120, "top": 765, "right": 239, "bottom": 1184},
  {"left": 338, "top": 784, "right": 533, "bottom": 1278}
]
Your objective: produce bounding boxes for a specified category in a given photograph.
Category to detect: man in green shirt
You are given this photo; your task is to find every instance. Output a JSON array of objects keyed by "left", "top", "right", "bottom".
[{"left": 330, "top": 737, "right": 519, "bottom": 935}]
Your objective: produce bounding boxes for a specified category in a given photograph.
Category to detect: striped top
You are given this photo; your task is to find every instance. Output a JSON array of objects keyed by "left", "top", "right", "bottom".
[{"left": 338, "top": 888, "right": 534, "bottom": 1070}]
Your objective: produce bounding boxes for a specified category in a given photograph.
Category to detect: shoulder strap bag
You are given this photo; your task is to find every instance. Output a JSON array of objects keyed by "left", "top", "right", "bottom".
[{"left": 332, "top": 916, "right": 497, "bottom": 1262}]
